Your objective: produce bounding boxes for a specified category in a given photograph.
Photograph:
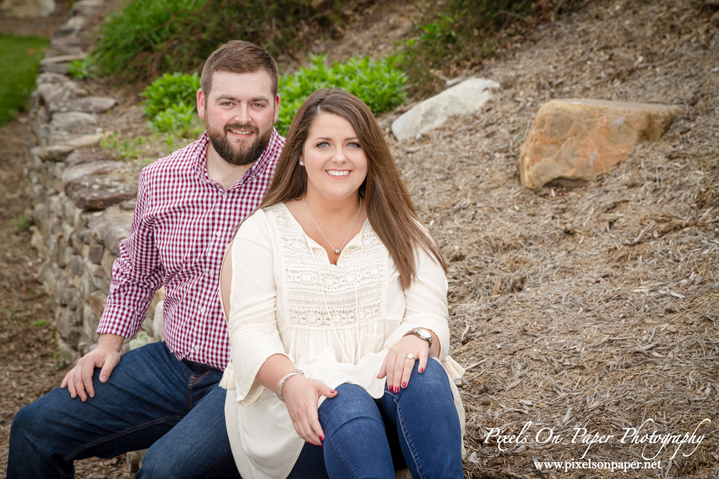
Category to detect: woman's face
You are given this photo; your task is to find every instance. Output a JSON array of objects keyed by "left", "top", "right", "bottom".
[{"left": 300, "top": 113, "right": 368, "bottom": 203}]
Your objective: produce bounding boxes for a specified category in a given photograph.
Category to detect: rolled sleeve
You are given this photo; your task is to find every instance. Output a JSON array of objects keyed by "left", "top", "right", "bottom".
[
  {"left": 227, "top": 210, "right": 288, "bottom": 405},
  {"left": 383, "top": 247, "right": 450, "bottom": 360}
]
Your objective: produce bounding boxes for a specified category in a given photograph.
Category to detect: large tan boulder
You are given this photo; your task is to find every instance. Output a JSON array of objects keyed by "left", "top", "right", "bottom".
[{"left": 519, "top": 99, "right": 682, "bottom": 188}]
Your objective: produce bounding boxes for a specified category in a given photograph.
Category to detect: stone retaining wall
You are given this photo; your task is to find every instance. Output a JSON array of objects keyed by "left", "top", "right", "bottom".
[{"left": 26, "top": 0, "right": 162, "bottom": 366}]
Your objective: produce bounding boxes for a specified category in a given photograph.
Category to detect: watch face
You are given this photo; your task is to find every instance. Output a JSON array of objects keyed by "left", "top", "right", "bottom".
[{"left": 416, "top": 329, "right": 431, "bottom": 340}]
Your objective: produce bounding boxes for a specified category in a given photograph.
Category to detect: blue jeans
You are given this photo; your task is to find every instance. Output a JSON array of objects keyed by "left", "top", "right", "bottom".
[
  {"left": 289, "top": 359, "right": 463, "bottom": 479},
  {"left": 7, "top": 341, "right": 241, "bottom": 479}
]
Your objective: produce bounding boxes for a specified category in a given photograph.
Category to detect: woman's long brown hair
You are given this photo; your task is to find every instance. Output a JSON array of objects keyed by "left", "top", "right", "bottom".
[{"left": 260, "top": 88, "right": 447, "bottom": 289}]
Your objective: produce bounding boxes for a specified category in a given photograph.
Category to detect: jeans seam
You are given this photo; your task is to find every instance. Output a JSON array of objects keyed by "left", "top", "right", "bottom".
[
  {"left": 395, "top": 395, "right": 425, "bottom": 479},
  {"left": 188, "top": 369, "right": 211, "bottom": 409},
  {"left": 325, "top": 431, "right": 359, "bottom": 478},
  {"left": 62, "top": 415, "right": 185, "bottom": 463}
]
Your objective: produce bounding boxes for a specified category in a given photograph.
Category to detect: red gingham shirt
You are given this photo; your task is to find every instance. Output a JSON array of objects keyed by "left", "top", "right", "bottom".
[{"left": 97, "top": 130, "right": 285, "bottom": 370}]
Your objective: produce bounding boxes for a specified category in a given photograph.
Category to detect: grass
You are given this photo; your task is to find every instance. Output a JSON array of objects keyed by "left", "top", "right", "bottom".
[{"left": 0, "top": 34, "right": 49, "bottom": 126}]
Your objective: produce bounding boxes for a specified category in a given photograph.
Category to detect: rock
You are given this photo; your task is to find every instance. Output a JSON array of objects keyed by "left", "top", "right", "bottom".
[
  {"left": 39, "top": 63, "right": 69, "bottom": 75},
  {"left": 32, "top": 144, "right": 76, "bottom": 162},
  {"left": 0, "top": 0, "right": 55, "bottom": 18},
  {"left": 72, "top": 184, "right": 138, "bottom": 211},
  {"left": 88, "top": 244, "right": 104, "bottom": 264},
  {"left": 88, "top": 291, "right": 106, "bottom": 321},
  {"left": 49, "top": 97, "right": 117, "bottom": 115},
  {"left": 58, "top": 133, "right": 106, "bottom": 149},
  {"left": 519, "top": 99, "right": 682, "bottom": 188},
  {"left": 54, "top": 16, "right": 87, "bottom": 38},
  {"left": 65, "top": 146, "right": 109, "bottom": 165},
  {"left": 47, "top": 36, "right": 86, "bottom": 57},
  {"left": 50, "top": 111, "right": 98, "bottom": 133},
  {"left": 43, "top": 80, "right": 89, "bottom": 104},
  {"left": 391, "top": 78, "right": 500, "bottom": 141},
  {"left": 62, "top": 160, "right": 124, "bottom": 189},
  {"left": 40, "top": 54, "right": 87, "bottom": 66},
  {"left": 70, "top": 0, "right": 103, "bottom": 16},
  {"left": 87, "top": 207, "right": 134, "bottom": 255}
]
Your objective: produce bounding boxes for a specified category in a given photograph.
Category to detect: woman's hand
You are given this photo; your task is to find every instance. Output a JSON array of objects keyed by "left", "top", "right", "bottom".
[
  {"left": 377, "top": 335, "right": 430, "bottom": 393},
  {"left": 282, "top": 375, "right": 337, "bottom": 446}
]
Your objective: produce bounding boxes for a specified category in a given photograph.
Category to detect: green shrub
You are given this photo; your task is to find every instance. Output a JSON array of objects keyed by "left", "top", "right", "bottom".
[
  {"left": 277, "top": 54, "right": 407, "bottom": 135},
  {"left": 141, "top": 72, "right": 201, "bottom": 119},
  {"left": 67, "top": 57, "right": 97, "bottom": 80},
  {"left": 401, "top": 0, "right": 583, "bottom": 96},
  {"left": 91, "top": 0, "right": 357, "bottom": 83},
  {"left": 139, "top": 54, "right": 406, "bottom": 138},
  {"left": 0, "top": 34, "right": 49, "bottom": 126}
]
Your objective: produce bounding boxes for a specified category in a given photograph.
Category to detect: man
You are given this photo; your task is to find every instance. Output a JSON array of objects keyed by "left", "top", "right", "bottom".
[{"left": 7, "top": 40, "right": 284, "bottom": 478}]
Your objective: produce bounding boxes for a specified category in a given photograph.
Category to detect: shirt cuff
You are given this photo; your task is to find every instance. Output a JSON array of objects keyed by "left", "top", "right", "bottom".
[{"left": 97, "top": 302, "right": 143, "bottom": 339}]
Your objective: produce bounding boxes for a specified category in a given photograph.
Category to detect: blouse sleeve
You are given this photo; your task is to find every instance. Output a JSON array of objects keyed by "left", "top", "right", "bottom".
[
  {"left": 227, "top": 209, "right": 289, "bottom": 405},
  {"left": 383, "top": 247, "right": 450, "bottom": 361}
]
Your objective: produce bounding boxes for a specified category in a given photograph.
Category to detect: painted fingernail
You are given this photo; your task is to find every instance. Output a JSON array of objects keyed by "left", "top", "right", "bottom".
[
  {"left": 329, "top": 390, "right": 336, "bottom": 394},
  {"left": 395, "top": 386, "right": 400, "bottom": 393},
  {"left": 319, "top": 435, "right": 324, "bottom": 442},
  {"left": 419, "top": 368, "right": 424, "bottom": 373},
  {"left": 402, "top": 382, "right": 407, "bottom": 388}
]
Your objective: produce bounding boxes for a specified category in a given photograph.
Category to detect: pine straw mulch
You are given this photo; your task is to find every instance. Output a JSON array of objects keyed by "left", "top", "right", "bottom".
[{"left": 382, "top": 0, "right": 719, "bottom": 477}]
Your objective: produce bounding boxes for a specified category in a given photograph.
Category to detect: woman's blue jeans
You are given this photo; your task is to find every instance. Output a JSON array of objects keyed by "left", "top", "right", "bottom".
[
  {"left": 7, "top": 341, "right": 240, "bottom": 479},
  {"left": 289, "top": 359, "right": 463, "bottom": 479}
]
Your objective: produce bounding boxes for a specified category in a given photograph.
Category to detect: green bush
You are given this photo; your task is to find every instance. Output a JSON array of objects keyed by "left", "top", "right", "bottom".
[
  {"left": 141, "top": 73, "right": 202, "bottom": 136},
  {"left": 91, "top": 0, "right": 357, "bottom": 83},
  {"left": 140, "top": 55, "right": 406, "bottom": 137},
  {"left": 277, "top": 54, "right": 407, "bottom": 135},
  {"left": 141, "top": 72, "right": 201, "bottom": 119},
  {"left": 0, "top": 34, "right": 49, "bottom": 126},
  {"left": 401, "top": 0, "right": 583, "bottom": 96},
  {"left": 67, "top": 57, "right": 97, "bottom": 80}
]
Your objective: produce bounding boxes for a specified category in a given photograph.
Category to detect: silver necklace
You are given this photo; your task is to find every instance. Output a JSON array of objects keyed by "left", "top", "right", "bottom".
[{"left": 303, "top": 196, "right": 362, "bottom": 255}]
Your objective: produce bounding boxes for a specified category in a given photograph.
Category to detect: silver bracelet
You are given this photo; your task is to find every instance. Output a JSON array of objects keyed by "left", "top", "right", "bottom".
[{"left": 276, "top": 369, "right": 304, "bottom": 403}]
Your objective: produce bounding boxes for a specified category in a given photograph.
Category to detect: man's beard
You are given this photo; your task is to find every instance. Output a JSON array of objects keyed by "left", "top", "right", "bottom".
[{"left": 206, "top": 120, "right": 272, "bottom": 166}]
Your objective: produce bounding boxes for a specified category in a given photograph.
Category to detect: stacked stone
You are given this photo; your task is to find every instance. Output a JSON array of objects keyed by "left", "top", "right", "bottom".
[{"left": 25, "top": 1, "right": 163, "bottom": 366}]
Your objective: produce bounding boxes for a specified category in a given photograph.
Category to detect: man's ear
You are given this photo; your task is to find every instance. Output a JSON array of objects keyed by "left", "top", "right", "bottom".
[
  {"left": 197, "top": 89, "right": 206, "bottom": 119},
  {"left": 273, "top": 93, "right": 280, "bottom": 124}
]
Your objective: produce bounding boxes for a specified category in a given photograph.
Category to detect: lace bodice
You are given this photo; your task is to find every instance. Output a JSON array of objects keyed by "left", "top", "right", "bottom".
[{"left": 268, "top": 204, "right": 390, "bottom": 330}]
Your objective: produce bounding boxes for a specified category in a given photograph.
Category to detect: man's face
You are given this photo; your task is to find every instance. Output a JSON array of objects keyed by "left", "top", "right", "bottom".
[{"left": 197, "top": 70, "right": 280, "bottom": 166}]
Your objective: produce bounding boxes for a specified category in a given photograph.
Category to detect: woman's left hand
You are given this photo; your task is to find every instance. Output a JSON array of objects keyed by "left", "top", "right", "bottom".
[{"left": 377, "top": 335, "right": 429, "bottom": 393}]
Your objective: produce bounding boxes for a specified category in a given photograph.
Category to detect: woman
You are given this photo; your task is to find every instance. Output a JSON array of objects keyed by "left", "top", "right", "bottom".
[{"left": 220, "top": 88, "right": 465, "bottom": 479}]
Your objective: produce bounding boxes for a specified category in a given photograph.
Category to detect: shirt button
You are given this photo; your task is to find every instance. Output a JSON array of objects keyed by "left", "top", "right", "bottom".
[
  {"left": 215, "top": 231, "right": 221, "bottom": 237},
  {"left": 200, "top": 306, "right": 206, "bottom": 313},
  {"left": 208, "top": 270, "right": 214, "bottom": 276},
  {"left": 194, "top": 344, "right": 200, "bottom": 351},
  {"left": 222, "top": 192, "right": 228, "bottom": 199}
]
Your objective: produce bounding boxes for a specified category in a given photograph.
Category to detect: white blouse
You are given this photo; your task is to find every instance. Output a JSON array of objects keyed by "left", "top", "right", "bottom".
[{"left": 221, "top": 203, "right": 465, "bottom": 479}]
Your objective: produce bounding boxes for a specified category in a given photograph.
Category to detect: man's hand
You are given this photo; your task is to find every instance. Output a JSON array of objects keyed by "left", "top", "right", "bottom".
[
  {"left": 60, "top": 334, "right": 124, "bottom": 401},
  {"left": 282, "top": 375, "right": 337, "bottom": 446}
]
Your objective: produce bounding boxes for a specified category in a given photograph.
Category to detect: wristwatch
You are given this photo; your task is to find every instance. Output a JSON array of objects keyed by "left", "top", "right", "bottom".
[{"left": 403, "top": 328, "right": 433, "bottom": 349}]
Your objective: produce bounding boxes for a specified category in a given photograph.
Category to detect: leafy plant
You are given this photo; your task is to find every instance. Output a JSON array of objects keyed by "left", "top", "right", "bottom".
[
  {"left": 91, "top": 0, "right": 356, "bottom": 83},
  {"left": 12, "top": 215, "right": 30, "bottom": 232},
  {"left": 141, "top": 72, "right": 201, "bottom": 119},
  {"left": 100, "top": 132, "right": 148, "bottom": 160},
  {"left": 140, "top": 73, "right": 203, "bottom": 137},
  {"left": 32, "top": 319, "right": 50, "bottom": 329},
  {"left": 67, "top": 57, "right": 96, "bottom": 80},
  {"left": 276, "top": 54, "right": 407, "bottom": 135}
]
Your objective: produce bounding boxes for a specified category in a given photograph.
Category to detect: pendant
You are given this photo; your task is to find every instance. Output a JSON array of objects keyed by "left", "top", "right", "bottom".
[{"left": 335, "top": 249, "right": 340, "bottom": 254}]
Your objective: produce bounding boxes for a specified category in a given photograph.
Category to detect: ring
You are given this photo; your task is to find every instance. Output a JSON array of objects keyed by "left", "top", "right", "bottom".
[{"left": 406, "top": 353, "right": 415, "bottom": 360}]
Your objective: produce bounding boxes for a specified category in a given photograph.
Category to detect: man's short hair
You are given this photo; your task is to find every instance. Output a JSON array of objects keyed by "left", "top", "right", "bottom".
[{"left": 201, "top": 40, "right": 279, "bottom": 99}]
